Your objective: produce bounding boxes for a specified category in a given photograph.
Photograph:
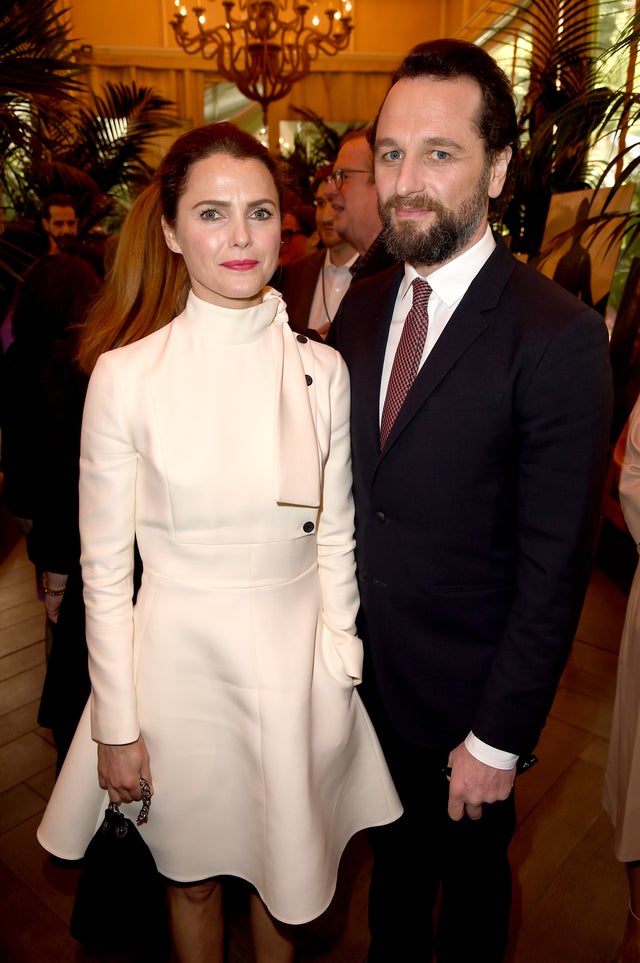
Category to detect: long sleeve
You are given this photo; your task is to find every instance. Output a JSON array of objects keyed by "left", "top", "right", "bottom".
[
  {"left": 79, "top": 352, "right": 139, "bottom": 745},
  {"left": 472, "top": 304, "right": 612, "bottom": 753},
  {"left": 315, "top": 350, "right": 363, "bottom": 683}
]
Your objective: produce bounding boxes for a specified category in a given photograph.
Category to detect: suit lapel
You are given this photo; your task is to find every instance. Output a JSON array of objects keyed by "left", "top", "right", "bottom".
[{"left": 377, "top": 241, "right": 516, "bottom": 458}]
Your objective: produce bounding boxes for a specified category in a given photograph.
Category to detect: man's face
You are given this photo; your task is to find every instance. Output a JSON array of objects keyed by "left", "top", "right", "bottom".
[
  {"left": 374, "top": 76, "right": 510, "bottom": 270},
  {"left": 42, "top": 205, "right": 78, "bottom": 239},
  {"left": 332, "top": 136, "right": 376, "bottom": 241},
  {"left": 314, "top": 179, "right": 344, "bottom": 249}
]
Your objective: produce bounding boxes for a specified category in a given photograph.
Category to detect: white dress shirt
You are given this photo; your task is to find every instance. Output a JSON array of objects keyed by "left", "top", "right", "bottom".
[
  {"left": 380, "top": 225, "right": 518, "bottom": 772},
  {"left": 308, "top": 250, "right": 359, "bottom": 332}
]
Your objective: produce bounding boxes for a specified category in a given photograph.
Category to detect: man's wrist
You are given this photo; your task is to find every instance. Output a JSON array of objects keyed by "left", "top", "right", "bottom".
[{"left": 465, "top": 732, "right": 518, "bottom": 770}]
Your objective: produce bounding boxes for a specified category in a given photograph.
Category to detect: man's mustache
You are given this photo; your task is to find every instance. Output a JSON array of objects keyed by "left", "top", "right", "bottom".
[{"left": 379, "top": 194, "right": 445, "bottom": 217}]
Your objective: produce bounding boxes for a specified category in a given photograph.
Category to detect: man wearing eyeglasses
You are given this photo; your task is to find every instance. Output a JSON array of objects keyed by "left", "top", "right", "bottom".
[
  {"left": 331, "top": 131, "right": 397, "bottom": 286},
  {"left": 279, "top": 168, "right": 358, "bottom": 339}
]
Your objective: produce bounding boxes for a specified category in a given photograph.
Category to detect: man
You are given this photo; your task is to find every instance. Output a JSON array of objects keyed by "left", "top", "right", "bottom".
[
  {"left": 331, "top": 40, "right": 612, "bottom": 962},
  {"left": 331, "top": 130, "right": 396, "bottom": 284},
  {"left": 280, "top": 168, "right": 357, "bottom": 338},
  {"left": 40, "top": 194, "right": 79, "bottom": 254}
]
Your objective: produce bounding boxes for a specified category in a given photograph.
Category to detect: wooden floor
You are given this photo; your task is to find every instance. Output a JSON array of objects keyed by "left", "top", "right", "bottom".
[{"left": 0, "top": 504, "right": 631, "bottom": 962}]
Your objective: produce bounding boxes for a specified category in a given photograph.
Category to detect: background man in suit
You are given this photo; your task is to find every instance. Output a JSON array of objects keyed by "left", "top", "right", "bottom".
[
  {"left": 332, "top": 130, "right": 397, "bottom": 284},
  {"left": 280, "top": 168, "right": 357, "bottom": 338},
  {"left": 331, "top": 39, "right": 613, "bottom": 962}
]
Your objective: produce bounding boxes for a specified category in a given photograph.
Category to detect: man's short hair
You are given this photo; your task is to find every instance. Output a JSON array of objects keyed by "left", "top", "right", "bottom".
[
  {"left": 370, "top": 39, "right": 519, "bottom": 214},
  {"left": 336, "top": 128, "right": 375, "bottom": 185},
  {"left": 311, "top": 164, "right": 335, "bottom": 196},
  {"left": 41, "top": 194, "right": 78, "bottom": 221},
  {"left": 338, "top": 128, "right": 372, "bottom": 149}
]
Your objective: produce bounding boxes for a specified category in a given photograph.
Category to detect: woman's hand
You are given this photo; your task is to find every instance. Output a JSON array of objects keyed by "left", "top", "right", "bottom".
[
  {"left": 97, "top": 735, "right": 153, "bottom": 806},
  {"left": 42, "top": 571, "right": 68, "bottom": 624}
]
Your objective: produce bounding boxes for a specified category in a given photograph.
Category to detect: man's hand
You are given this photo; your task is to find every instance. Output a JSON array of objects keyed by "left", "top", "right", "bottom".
[{"left": 446, "top": 742, "right": 516, "bottom": 822}]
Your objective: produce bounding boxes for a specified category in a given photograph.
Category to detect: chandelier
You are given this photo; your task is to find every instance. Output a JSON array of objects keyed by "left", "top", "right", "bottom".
[{"left": 171, "top": 1, "right": 354, "bottom": 128}]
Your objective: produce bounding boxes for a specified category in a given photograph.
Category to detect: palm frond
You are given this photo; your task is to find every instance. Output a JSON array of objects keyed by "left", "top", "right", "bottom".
[
  {"left": 0, "top": 0, "right": 87, "bottom": 183},
  {"left": 71, "top": 82, "right": 180, "bottom": 193},
  {"left": 0, "top": 0, "right": 84, "bottom": 106},
  {"left": 281, "top": 106, "right": 364, "bottom": 201},
  {"left": 495, "top": 0, "right": 639, "bottom": 257}
]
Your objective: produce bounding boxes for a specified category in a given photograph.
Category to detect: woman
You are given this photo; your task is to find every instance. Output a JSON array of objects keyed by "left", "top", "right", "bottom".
[
  {"left": 37, "top": 122, "right": 401, "bottom": 963},
  {"left": 605, "top": 396, "right": 640, "bottom": 963}
]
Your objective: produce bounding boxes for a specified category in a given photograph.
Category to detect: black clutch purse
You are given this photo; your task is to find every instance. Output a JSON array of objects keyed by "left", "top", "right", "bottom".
[{"left": 70, "top": 777, "right": 170, "bottom": 960}]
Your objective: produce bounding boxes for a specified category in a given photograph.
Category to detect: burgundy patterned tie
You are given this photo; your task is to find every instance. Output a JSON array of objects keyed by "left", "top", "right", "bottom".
[{"left": 380, "top": 277, "right": 432, "bottom": 448}]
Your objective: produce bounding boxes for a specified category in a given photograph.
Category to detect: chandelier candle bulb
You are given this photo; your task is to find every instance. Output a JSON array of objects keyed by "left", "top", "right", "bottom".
[{"left": 170, "top": 0, "right": 354, "bottom": 128}]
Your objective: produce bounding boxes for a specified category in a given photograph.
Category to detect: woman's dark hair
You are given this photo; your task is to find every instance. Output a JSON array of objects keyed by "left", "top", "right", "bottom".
[{"left": 158, "top": 122, "right": 285, "bottom": 227}]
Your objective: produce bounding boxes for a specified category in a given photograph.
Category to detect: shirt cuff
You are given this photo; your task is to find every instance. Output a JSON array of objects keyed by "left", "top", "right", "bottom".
[{"left": 465, "top": 732, "right": 518, "bottom": 770}]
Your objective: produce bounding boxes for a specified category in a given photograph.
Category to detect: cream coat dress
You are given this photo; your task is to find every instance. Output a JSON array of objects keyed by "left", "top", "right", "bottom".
[
  {"left": 604, "top": 395, "right": 640, "bottom": 862},
  {"left": 37, "top": 288, "right": 402, "bottom": 924}
]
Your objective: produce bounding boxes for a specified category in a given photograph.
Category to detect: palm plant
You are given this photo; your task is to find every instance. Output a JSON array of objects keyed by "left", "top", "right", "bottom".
[
  {"left": 279, "top": 106, "right": 364, "bottom": 202},
  {"left": 5, "top": 81, "right": 180, "bottom": 232},
  {"left": 0, "top": 0, "right": 84, "bottom": 282},
  {"left": 0, "top": 0, "right": 180, "bottom": 293},
  {"left": 0, "top": 0, "right": 83, "bottom": 163},
  {"left": 493, "top": 0, "right": 640, "bottom": 261}
]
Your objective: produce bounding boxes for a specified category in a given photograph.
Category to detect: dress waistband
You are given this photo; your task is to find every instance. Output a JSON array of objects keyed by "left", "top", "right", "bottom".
[{"left": 140, "top": 534, "right": 318, "bottom": 588}]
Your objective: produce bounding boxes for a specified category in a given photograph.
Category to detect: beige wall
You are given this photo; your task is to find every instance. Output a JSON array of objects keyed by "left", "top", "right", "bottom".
[{"left": 63, "top": 0, "right": 492, "bottom": 151}]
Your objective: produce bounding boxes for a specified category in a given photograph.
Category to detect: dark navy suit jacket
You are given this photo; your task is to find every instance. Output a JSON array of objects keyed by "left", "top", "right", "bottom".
[
  {"left": 331, "top": 237, "right": 613, "bottom": 755},
  {"left": 278, "top": 250, "right": 325, "bottom": 335}
]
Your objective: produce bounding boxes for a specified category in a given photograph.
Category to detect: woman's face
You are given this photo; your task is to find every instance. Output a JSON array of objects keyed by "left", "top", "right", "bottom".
[{"left": 162, "top": 153, "right": 281, "bottom": 309}]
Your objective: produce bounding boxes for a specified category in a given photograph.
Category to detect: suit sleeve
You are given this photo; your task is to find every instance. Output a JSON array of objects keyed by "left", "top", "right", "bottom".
[
  {"left": 79, "top": 352, "right": 139, "bottom": 745},
  {"left": 316, "top": 350, "right": 363, "bottom": 684},
  {"left": 473, "top": 305, "right": 612, "bottom": 754}
]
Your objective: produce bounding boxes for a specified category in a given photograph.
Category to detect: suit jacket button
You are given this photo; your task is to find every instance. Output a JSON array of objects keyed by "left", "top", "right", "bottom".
[
  {"left": 297, "top": 334, "right": 308, "bottom": 343},
  {"left": 374, "top": 511, "right": 386, "bottom": 523},
  {"left": 303, "top": 521, "right": 315, "bottom": 533},
  {"left": 305, "top": 374, "right": 313, "bottom": 386}
]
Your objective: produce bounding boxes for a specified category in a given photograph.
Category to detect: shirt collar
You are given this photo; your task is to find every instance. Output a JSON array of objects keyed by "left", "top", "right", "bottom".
[
  {"left": 400, "top": 225, "right": 496, "bottom": 307},
  {"left": 325, "top": 249, "right": 359, "bottom": 271}
]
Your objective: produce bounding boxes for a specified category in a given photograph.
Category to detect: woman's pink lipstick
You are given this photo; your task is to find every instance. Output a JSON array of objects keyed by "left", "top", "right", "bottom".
[{"left": 222, "top": 260, "right": 259, "bottom": 270}]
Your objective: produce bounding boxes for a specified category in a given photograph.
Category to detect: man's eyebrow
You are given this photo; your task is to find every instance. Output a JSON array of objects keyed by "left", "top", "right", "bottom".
[{"left": 375, "top": 135, "right": 465, "bottom": 152}]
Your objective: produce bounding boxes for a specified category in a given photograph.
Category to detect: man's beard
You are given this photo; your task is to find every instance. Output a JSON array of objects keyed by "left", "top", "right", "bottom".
[
  {"left": 379, "top": 168, "right": 490, "bottom": 267},
  {"left": 55, "top": 234, "right": 79, "bottom": 253}
]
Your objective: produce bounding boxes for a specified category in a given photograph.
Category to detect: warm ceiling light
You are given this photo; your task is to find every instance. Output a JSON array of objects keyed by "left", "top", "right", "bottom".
[{"left": 170, "top": 1, "right": 354, "bottom": 128}]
